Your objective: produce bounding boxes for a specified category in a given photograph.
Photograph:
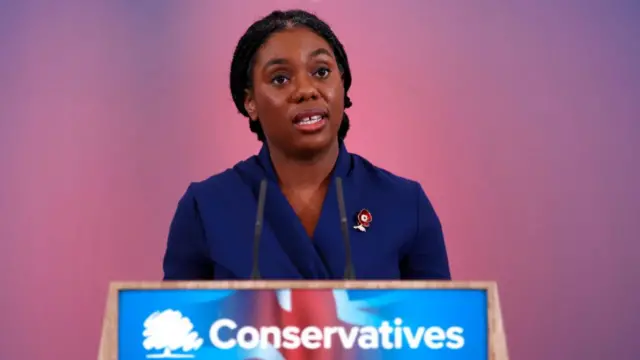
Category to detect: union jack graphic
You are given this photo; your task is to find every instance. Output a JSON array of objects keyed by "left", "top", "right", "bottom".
[{"left": 238, "top": 289, "right": 400, "bottom": 360}]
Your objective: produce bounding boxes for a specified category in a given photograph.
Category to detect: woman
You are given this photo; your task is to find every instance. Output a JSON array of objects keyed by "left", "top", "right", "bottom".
[{"left": 163, "top": 9, "right": 451, "bottom": 281}]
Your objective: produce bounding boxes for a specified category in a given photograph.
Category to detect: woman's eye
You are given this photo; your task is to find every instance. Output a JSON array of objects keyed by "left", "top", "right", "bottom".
[
  {"left": 314, "top": 67, "right": 331, "bottom": 78},
  {"left": 271, "top": 75, "right": 289, "bottom": 85}
]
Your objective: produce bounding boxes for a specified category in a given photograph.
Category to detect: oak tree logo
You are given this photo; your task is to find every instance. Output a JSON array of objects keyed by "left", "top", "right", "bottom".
[{"left": 142, "top": 309, "right": 204, "bottom": 358}]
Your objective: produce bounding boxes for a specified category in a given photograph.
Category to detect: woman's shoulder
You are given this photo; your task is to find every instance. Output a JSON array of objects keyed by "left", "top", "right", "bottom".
[
  {"left": 350, "top": 152, "right": 425, "bottom": 196},
  {"left": 179, "top": 155, "right": 260, "bottom": 202},
  {"left": 351, "top": 152, "right": 442, "bottom": 228}
]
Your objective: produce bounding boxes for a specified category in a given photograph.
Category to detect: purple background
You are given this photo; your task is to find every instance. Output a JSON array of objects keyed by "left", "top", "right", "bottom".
[{"left": 1, "top": 1, "right": 638, "bottom": 359}]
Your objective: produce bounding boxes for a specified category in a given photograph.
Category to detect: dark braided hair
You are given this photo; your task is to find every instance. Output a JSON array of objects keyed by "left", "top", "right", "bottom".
[{"left": 230, "top": 9, "right": 353, "bottom": 142}]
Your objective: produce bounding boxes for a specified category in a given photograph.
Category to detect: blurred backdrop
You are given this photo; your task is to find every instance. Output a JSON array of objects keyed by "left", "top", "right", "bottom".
[{"left": 1, "top": 1, "right": 639, "bottom": 359}]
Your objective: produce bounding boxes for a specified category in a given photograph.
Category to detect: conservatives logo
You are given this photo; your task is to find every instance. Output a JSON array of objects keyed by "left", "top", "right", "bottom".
[
  {"left": 142, "top": 309, "right": 465, "bottom": 356},
  {"left": 208, "top": 318, "right": 465, "bottom": 351},
  {"left": 142, "top": 310, "right": 204, "bottom": 358}
]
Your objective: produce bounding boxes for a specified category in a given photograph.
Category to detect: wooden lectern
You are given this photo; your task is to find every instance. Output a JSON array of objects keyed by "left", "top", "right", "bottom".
[{"left": 99, "top": 280, "right": 508, "bottom": 360}]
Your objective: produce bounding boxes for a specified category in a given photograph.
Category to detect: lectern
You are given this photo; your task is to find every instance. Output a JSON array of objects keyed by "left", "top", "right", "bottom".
[{"left": 98, "top": 281, "right": 508, "bottom": 360}]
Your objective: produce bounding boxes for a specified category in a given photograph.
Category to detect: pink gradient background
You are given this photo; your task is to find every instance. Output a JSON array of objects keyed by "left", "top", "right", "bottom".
[{"left": 1, "top": 1, "right": 638, "bottom": 359}]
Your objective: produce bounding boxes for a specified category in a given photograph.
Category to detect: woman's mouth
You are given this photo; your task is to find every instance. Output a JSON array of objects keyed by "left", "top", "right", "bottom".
[
  {"left": 296, "top": 114, "right": 324, "bottom": 125},
  {"left": 294, "top": 115, "right": 327, "bottom": 133},
  {"left": 293, "top": 110, "right": 328, "bottom": 133}
]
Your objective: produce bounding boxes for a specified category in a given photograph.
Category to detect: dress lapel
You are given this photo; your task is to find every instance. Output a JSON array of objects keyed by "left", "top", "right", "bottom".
[
  {"left": 256, "top": 145, "right": 331, "bottom": 279},
  {"left": 309, "top": 142, "right": 357, "bottom": 278},
  {"left": 222, "top": 165, "right": 300, "bottom": 279},
  {"left": 251, "top": 141, "right": 356, "bottom": 279}
]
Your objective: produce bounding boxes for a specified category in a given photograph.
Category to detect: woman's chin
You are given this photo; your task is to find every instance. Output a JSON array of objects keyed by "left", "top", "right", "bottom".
[{"left": 290, "top": 133, "right": 337, "bottom": 157}]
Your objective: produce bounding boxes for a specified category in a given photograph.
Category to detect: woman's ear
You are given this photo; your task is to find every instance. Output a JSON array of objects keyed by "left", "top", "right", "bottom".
[{"left": 244, "top": 89, "right": 258, "bottom": 121}]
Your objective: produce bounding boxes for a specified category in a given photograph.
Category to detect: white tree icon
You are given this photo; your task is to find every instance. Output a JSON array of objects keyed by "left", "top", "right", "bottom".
[{"left": 142, "top": 309, "right": 204, "bottom": 358}]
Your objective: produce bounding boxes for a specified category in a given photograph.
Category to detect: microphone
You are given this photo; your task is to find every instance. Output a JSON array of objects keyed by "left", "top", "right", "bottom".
[
  {"left": 335, "top": 177, "right": 356, "bottom": 280},
  {"left": 250, "top": 179, "right": 268, "bottom": 280}
]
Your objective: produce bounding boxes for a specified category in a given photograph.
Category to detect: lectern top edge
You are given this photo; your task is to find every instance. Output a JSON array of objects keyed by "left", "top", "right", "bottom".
[{"left": 109, "top": 280, "right": 497, "bottom": 291}]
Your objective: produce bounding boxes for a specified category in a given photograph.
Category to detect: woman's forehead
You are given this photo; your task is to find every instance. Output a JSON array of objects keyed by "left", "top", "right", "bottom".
[{"left": 254, "top": 27, "right": 335, "bottom": 66}]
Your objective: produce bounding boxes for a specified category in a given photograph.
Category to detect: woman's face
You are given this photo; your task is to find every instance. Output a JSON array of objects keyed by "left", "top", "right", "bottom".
[{"left": 244, "top": 27, "right": 345, "bottom": 156}]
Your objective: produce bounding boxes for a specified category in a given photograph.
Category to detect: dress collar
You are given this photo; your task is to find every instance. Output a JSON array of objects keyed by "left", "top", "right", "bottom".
[{"left": 257, "top": 140, "right": 352, "bottom": 182}]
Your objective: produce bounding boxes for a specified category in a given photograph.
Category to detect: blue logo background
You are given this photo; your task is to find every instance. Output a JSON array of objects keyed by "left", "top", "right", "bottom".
[{"left": 118, "top": 288, "right": 487, "bottom": 360}]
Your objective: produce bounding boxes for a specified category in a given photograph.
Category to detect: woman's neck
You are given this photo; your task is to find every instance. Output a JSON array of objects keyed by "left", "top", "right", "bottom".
[{"left": 269, "top": 140, "right": 340, "bottom": 190}]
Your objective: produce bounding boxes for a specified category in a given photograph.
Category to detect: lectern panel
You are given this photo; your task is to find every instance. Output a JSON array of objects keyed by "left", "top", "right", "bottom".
[{"left": 100, "top": 281, "right": 505, "bottom": 360}]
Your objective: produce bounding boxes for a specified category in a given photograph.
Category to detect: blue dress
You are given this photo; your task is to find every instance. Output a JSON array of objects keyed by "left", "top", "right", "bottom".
[{"left": 163, "top": 141, "right": 451, "bottom": 280}]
